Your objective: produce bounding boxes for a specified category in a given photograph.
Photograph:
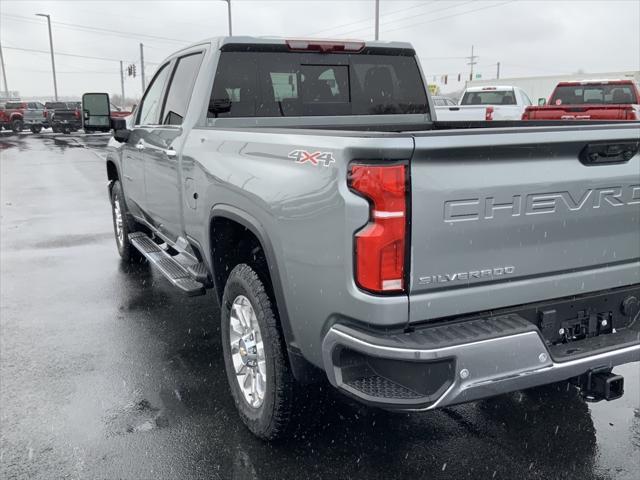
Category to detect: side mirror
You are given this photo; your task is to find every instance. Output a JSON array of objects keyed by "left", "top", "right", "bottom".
[
  {"left": 208, "top": 97, "right": 231, "bottom": 116},
  {"left": 113, "top": 129, "right": 130, "bottom": 143},
  {"left": 538, "top": 98, "right": 547, "bottom": 106},
  {"left": 82, "top": 92, "right": 111, "bottom": 131},
  {"left": 111, "top": 117, "right": 130, "bottom": 143}
]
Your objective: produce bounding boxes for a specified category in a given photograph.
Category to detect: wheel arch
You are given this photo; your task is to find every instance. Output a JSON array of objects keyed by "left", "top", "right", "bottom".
[{"left": 208, "top": 205, "right": 322, "bottom": 383}]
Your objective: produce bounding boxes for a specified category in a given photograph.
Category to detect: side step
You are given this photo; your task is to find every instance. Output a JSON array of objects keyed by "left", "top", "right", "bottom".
[{"left": 129, "top": 232, "right": 206, "bottom": 296}]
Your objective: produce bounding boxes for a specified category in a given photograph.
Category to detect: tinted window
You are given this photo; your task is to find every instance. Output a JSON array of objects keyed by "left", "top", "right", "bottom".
[
  {"left": 137, "top": 63, "right": 171, "bottom": 125},
  {"left": 162, "top": 53, "right": 204, "bottom": 125},
  {"left": 209, "top": 51, "right": 428, "bottom": 118},
  {"left": 5, "top": 102, "right": 23, "bottom": 109},
  {"left": 550, "top": 84, "right": 638, "bottom": 105},
  {"left": 461, "top": 90, "right": 516, "bottom": 105}
]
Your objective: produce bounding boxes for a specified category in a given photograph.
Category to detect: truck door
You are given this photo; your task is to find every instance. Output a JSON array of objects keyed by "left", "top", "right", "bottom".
[
  {"left": 144, "top": 52, "right": 204, "bottom": 242},
  {"left": 122, "top": 62, "right": 172, "bottom": 219}
]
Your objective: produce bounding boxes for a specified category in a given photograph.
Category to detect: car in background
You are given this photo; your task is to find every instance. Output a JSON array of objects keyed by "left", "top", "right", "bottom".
[
  {"left": 522, "top": 79, "right": 640, "bottom": 120},
  {"left": 0, "top": 101, "right": 47, "bottom": 133},
  {"left": 431, "top": 95, "right": 457, "bottom": 107},
  {"left": 435, "top": 86, "right": 532, "bottom": 121},
  {"left": 47, "top": 102, "right": 82, "bottom": 133}
]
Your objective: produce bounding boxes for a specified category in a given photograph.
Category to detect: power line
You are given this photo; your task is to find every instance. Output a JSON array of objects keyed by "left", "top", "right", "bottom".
[
  {"left": 307, "top": 0, "right": 439, "bottom": 37},
  {"left": 2, "top": 46, "right": 159, "bottom": 65},
  {"left": 3, "top": 14, "right": 194, "bottom": 45},
  {"left": 384, "top": 0, "right": 518, "bottom": 34},
  {"left": 332, "top": 0, "right": 477, "bottom": 38}
]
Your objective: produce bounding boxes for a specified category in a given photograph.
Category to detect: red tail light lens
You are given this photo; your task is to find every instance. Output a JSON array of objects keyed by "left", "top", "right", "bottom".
[
  {"left": 75, "top": 109, "right": 80, "bottom": 119},
  {"left": 349, "top": 164, "right": 407, "bottom": 293},
  {"left": 625, "top": 108, "right": 637, "bottom": 120},
  {"left": 485, "top": 106, "right": 494, "bottom": 121},
  {"left": 43, "top": 110, "right": 47, "bottom": 118}
]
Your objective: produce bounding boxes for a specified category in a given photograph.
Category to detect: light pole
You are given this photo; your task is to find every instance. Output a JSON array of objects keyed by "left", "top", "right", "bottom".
[
  {"left": 35, "top": 13, "right": 58, "bottom": 100},
  {"left": 221, "top": 0, "right": 232, "bottom": 36},
  {"left": 375, "top": 0, "right": 379, "bottom": 40}
]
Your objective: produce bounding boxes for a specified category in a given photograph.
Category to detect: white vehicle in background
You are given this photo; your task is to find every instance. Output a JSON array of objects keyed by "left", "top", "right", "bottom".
[{"left": 435, "top": 86, "right": 533, "bottom": 121}]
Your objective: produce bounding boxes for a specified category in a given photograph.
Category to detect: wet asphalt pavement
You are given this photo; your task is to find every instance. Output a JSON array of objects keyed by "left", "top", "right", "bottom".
[{"left": 0, "top": 131, "right": 639, "bottom": 480}]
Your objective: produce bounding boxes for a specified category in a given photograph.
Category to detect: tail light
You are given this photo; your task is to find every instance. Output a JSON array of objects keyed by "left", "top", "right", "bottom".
[
  {"left": 624, "top": 107, "right": 637, "bottom": 120},
  {"left": 485, "top": 106, "right": 494, "bottom": 121},
  {"left": 43, "top": 110, "right": 47, "bottom": 118},
  {"left": 521, "top": 110, "right": 530, "bottom": 120},
  {"left": 286, "top": 39, "right": 365, "bottom": 53},
  {"left": 349, "top": 163, "right": 407, "bottom": 293},
  {"left": 75, "top": 108, "right": 80, "bottom": 119}
]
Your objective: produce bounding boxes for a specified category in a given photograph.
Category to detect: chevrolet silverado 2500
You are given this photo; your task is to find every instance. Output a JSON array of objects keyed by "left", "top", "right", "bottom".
[{"left": 87, "top": 37, "right": 640, "bottom": 440}]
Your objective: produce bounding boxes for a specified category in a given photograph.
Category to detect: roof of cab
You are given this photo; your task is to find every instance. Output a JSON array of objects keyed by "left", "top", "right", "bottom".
[
  {"left": 465, "top": 85, "right": 517, "bottom": 92},
  {"left": 203, "top": 35, "right": 414, "bottom": 50}
]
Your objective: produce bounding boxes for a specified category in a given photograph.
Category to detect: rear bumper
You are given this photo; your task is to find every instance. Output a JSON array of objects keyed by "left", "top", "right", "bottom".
[{"left": 321, "top": 315, "right": 639, "bottom": 410}]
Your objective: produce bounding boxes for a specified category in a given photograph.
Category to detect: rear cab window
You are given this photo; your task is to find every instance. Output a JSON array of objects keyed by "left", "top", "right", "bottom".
[
  {"left": 550, "top": 83, "right": 638, "bottom": 105},
  {"left": 461, "top": 90, "right": 516, "bottom": 105},
  {"left": 208, "top": 47, "right": 429, "bottom": 119}
]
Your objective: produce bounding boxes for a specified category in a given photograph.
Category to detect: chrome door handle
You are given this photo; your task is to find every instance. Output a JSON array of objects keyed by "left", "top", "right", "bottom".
[
  {"left": 164, "top": 147, "right": 176, "bottom": 158},
  {"left": 135, "top": 140, "right": 145, "bottom": 150}
]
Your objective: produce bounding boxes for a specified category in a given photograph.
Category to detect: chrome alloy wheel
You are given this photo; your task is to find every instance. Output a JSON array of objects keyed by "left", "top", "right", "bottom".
[
  {"left": 229, "top": 295, "right": 267, "bottom": 408},
  {"left": 113, "top": 195, "right": 124, "bottom": 246}
]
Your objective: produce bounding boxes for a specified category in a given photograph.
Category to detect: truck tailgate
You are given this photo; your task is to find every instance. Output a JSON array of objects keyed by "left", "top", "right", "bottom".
[{"left": 408, "top": 123, "right": 640, "bottom": 323}]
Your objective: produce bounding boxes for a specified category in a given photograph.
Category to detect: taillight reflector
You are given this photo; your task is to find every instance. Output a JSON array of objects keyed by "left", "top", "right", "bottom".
[
  {"left": 286, "top": 39, "right": 365, "bottom": 53},
  {"left": 485, "top": 106, "right": 494, "bottom": 121},
  {"left": 349, "top": 164, "right": 407, "bottom": 293}
]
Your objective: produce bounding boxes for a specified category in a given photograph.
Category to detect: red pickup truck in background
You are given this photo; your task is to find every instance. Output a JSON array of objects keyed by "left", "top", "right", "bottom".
[{"left": 522, "top": 79, "right": 640, "bottom": 120}]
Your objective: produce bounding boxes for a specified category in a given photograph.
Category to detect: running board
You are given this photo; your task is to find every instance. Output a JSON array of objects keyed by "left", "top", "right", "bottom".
[{"left": 129, "top": 232, "right": 206, "bottom": 296}]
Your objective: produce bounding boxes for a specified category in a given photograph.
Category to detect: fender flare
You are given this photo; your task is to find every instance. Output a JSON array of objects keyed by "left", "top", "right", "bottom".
[
  {"left": 208, "top": 204, "right": 321, "bottom": 382},
  {"left": 208, "top": 204, "right": 295, "bottom": 344}
]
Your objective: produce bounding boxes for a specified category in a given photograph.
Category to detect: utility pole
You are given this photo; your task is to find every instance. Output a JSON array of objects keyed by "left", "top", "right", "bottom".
[
  {"left": 466, "top": 45, "right": 478, "bottom": 81},
  {"left": 36, "top": 13, "right": 58, "bottom": 100},
  {"left": 139, "top": 43, "right": 146, "bottom": 93},
  {"left": 221, "top": 0, "right": 232, "bottom": 35},
  {"left": 0, "top": 41, "right": 8, "bottom": 98},
  {"left": 496, "top": 62, "right": 501, "bottom": 80},
  {"left": 374, "top": 0, "right": 380, "bottom": 40},
  {"left": 120, "top": 61, "right": 126, "bottom": 109}
]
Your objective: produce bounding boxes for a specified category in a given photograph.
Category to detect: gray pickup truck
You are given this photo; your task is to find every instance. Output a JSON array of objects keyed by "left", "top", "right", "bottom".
[{"left": 85, "top": 36, "right": 640, "bottom": 440}]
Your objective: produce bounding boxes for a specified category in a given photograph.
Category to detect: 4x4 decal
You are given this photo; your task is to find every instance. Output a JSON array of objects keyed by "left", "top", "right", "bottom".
[{"left": 288, "top": 149, "right": 336, "bottom": 167}]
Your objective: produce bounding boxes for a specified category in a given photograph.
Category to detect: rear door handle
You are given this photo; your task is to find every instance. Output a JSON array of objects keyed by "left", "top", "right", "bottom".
[
  {"left": 135, "top": 140, "right": 145, "bottom": 151},
  {"left": 580, "top": 142, "right": 639, "bottom": 165}
]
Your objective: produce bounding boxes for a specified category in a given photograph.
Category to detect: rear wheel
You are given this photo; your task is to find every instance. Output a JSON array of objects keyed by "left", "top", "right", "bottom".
[
  {"left": 11, "top": 119, "right": 23, "bottom": 133},
  {"left": 221, "top": 264, "right": 300, "bottom": 440},
  {"left": 110, "top": 180, "right": 141, "bottom": 263}
]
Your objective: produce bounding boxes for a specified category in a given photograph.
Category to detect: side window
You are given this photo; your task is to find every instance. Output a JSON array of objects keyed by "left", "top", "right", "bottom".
[
  {"left": 162, "top": 52, "right": 204, "bottom": 125},
  {"left": 28, "top": 102, "right": 37, "bottom": 109},
  {"left": 136, "top": 63, "right": 171, "bottom": 126}
]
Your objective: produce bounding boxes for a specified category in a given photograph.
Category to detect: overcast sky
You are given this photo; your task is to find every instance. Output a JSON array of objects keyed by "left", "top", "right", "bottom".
[{"left": 1, "top": 0, "right": 639, "bottom": 98}]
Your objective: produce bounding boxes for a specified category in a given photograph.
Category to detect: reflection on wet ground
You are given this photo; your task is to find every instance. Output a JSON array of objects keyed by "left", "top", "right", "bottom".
[{"left": 1, "top": 131, "right": 639, "bottom": 479}]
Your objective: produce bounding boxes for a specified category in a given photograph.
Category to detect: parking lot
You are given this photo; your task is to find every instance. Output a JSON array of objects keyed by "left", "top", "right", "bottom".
[{"left": 1, "top": 131, "right": 639, "bottom": 480}]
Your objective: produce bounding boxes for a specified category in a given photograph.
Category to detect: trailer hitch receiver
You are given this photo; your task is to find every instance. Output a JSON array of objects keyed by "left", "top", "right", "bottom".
[{"left": 579, "top": 368, "right": 624, "bottom": 402}]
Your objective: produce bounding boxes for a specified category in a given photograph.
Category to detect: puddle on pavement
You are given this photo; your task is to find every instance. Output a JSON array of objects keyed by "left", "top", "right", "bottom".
[{"left": 104, "top": 398, "right": 168, "bottom": 436}]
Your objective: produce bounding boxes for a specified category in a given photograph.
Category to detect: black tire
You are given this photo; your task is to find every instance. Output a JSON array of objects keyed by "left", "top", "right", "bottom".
[
  {"left": 11, "top": 119, "right": 23, "bottom": 133},
  {"left": 110, "top": 180, "right": 141, "bottom": 263},
  {"left": 30, "top": 125, "right": 42, "bottom": 134},
  {"left": 221, "top": 264, "right": 299, "bottom": 440}
]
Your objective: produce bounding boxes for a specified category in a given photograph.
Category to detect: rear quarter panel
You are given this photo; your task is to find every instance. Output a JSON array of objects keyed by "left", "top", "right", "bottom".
[{"left": 180, "top": 128, "right": 414, "bottom": 366}]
